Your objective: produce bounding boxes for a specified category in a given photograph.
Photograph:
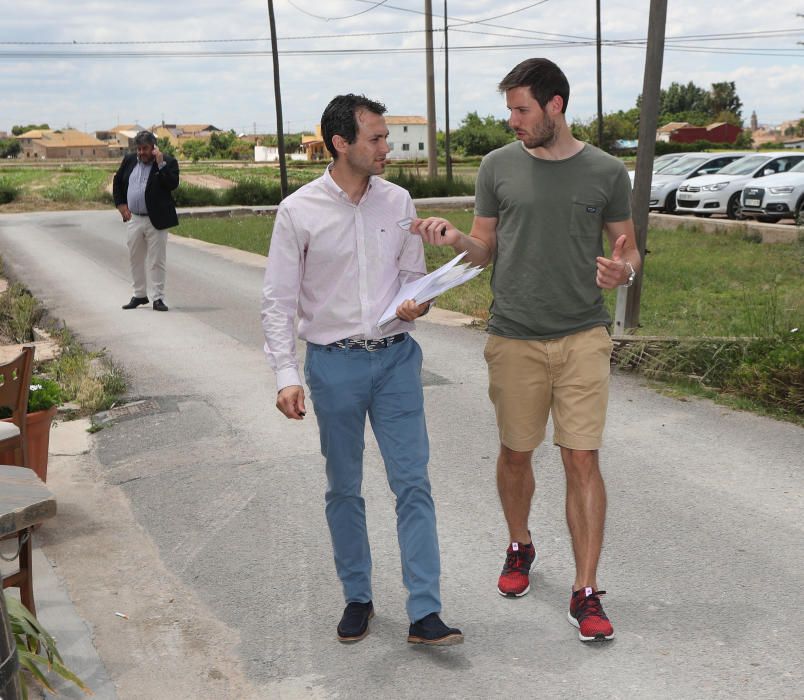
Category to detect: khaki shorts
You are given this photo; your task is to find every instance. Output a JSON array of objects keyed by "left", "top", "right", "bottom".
[{"left": 484, "top": 326, "right": 613, "bottom": 452}]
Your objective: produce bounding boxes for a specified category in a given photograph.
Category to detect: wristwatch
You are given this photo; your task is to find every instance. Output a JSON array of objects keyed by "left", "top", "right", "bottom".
[{"left": 621, "top": 261, "right": 636, "bottom": 288}]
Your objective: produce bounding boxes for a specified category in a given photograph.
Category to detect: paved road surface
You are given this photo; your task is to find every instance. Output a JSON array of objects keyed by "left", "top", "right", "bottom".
[{"left": 1, "top": 210, "right": 802, "bottom": 699}]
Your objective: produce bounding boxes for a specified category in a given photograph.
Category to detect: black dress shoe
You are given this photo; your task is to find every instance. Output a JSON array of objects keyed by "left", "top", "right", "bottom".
[
  {"left": 407, "top": 613, "right": 463, "bottom": 646},
  {"left": 153, "top": 299, "right": 169, "bottom": 312},
  {"left": 122, "top": 296, "right": 149, "bottom": 309},
  {"left": 337, "top": 601, "right": 374, "bottom": 643}
]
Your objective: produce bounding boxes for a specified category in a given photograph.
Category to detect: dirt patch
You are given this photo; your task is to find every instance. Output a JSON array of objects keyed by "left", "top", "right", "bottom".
[{"left": 181, "top": 174, "right": 235, "bottom": 190}]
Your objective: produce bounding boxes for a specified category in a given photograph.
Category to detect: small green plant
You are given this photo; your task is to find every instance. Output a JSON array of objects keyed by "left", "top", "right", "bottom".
[
  {"left": 47, "top": 328, "right": 128, "bottom": 415},
  {"left": 26, "top": 377, "right": 63, "bottom": 413},
  {"left": 0, "top": 180, "right": 20, "bottom": 204},
  {"left": 4, "top": 593, "right": 91, "bottom": 697},
  {"left": 0, "top": 283, "right": 44, "bottom": 342}
]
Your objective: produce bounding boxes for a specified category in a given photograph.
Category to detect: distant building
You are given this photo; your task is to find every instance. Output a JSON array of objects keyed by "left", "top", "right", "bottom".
[
  {"left": 301, "top": 125, "right": 327, "bottom": 161},
  {"left": 656, "top": 121, "right": 741, "bottom": 145},
  {"left": 15, "top": 129, "right": 109, "bottom": 160},
  {"left": 385, "top": 116, "right": 428, "bottom": 160},
  {"left": 300, "top": 116, "right": 429, "bottom": 162}
]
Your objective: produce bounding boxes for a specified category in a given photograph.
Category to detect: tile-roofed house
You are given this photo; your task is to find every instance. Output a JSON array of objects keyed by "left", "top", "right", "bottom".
[{"left": 16, "top": 129, "right": 109, "bottom": 160}]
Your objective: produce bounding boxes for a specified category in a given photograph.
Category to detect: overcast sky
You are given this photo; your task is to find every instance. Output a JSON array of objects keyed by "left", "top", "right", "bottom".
[{"left": 1, "top": 1, "right": 802, "bottom": 135}]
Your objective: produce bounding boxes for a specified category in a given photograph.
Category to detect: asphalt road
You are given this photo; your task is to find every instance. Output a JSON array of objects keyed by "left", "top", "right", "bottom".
[{"left": 1, "top": 210, "right": 802, "bottom": 699}]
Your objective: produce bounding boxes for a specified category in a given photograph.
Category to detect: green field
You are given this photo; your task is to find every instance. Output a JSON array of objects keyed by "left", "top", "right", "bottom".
[{"left": 177, "top": 210, "right": 803, "bottom": 338}]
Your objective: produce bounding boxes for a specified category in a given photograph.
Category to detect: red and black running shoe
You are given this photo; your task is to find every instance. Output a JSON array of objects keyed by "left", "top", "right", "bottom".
[
  {"left": 497, "top": 541, "right": 536, "bottom": 597},
  {"left": 568, "top": 587, "right": 614, "bottom": 641}
]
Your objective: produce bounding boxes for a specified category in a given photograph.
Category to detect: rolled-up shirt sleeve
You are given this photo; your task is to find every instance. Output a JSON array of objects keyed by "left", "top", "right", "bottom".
[{"left": 261, "top": 204, "right": 305, "bottom": 392}]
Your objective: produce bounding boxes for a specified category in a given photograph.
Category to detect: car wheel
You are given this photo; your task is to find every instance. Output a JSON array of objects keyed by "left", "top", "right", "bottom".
[
  {"left": 795, "top": 196, "right": 804, "bottom": 225},
  {"left": 694, "top": 213, "right": 712, "bottom": 218},
  {"left": 726, "top": 192, "right": 743, "bottom": 220},
  {"left": 664, "top": 191, "right": 677, "bottom": 214},
  {"left": 757, "top": 215, "right": 782, "bottom": 224}
]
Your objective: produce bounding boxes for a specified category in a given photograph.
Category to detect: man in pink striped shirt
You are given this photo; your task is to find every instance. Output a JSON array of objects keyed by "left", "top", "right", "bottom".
[{"left": 261, "top": 94, "right": 462, "bottom": 646}]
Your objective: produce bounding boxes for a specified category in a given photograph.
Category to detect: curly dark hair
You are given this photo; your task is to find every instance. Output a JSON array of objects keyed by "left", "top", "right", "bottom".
[
  {"left": 498, "top": 58, "right": 570, "bottom": 113},
  {"left": 320, "top": 94, "right": 387, "bottom": 159}
]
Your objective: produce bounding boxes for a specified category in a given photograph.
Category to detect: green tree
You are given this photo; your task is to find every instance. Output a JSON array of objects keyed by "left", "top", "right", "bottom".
[
  {"left": 570, "top": 109, "right": 639, "bottom": 153},
  {"left": 180, "top": 139, "right": 210, "bottom": 162},
  {"left": 709, "top": 81, "right": 743, "bottom": 122},
  {"left": 450, "top": 112, "right": 514, "bottom": 156},
  {"left": 156, "top": 136, "right": 176, "bottom": 158},
  {"left": 11, "top": 123, "right": 49, "bottom": 135},
  {"left": 0, "top": 138, "right": 21, "bottom": 158},
  {"left": 660, "top": 81, "right": 710, "bottom": 115},
  {"left": 208, "top": 130, "right": 238, "bottom": 158}
]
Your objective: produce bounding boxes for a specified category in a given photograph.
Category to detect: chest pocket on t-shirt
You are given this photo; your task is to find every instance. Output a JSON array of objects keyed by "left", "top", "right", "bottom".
[{"left": 570, "top": 200, "right": 604, "bottom": 238}]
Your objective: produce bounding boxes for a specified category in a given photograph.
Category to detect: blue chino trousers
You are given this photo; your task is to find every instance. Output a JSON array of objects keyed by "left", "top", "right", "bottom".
[{"left": 304, "top": 335, "right": 441, "bottom": 623}]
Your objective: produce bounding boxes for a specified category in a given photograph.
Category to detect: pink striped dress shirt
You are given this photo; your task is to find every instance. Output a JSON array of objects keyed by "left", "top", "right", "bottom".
[{"left": 261, "top": 165, "right": 426, "bottom": 391}]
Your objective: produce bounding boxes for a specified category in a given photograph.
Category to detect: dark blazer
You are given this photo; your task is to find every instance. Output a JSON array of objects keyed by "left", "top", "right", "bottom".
[{"left": 112, "top": 153, "right": 180, "bottom": 230}]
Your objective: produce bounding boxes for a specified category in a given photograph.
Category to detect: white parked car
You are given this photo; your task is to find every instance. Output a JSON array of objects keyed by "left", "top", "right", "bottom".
[
  {"left": 741, "top": 159, "right": 804, "bottom": 223},
  {"left": 648, "top": 152, "right": 747, "bottom": 213},
  {"left": 676, "top": 152, "right": 804, "bottom": 219},
  {"left": 628, "top": 152, "right": 690, "bottom": 185}
]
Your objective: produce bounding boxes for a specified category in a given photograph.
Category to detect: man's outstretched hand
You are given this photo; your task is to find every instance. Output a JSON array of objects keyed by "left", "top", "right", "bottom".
[{"left": 596, "top": 234, "right": 633, "bottom": 289}]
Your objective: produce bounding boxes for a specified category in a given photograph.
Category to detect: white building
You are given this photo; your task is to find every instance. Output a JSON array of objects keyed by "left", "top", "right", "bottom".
[{"left": 385, "top": 116, "right": 428, "bottom": 160}]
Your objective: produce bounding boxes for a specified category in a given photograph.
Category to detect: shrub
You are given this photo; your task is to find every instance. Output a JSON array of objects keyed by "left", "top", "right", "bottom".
[
  {"left": 223, "top": 178, "right": 281, "bottom": 205},
  {"left": 0, "top": 283, "right": 44, "bottom": 342},
  {"left": 173, "top": 183, "right": 221, "bottom": 207},
  {"left": 385, "top": 169, "right": 474, "bottom": 198},
  {"left": 0, "top": 181, "right": 19, "bottom": 204},
  {"left": 616, "top": 330, "right": 803, "bottom": 417}
]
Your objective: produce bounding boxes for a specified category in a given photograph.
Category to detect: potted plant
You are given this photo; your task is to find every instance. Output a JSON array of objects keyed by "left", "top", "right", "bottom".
[
  {"left": 3, "top": 591, "right": 89, "bottom": 697},
  {"left": 0, "top": 376, "right": 62, "bottom": 482}
]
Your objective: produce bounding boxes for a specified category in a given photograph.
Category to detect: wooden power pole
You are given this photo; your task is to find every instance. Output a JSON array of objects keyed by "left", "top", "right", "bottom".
[
  {"left": 614, "top": 0, "right": 667, "bottom": 334},
  {"left": 267, "top": 0, "right": 288, "bottom": 200},
  {"left": 596, "top": 0, "right": 603, "bottom": 148},
  {"left": 424, "top": 0, "right": 438, "bottom": 177},
  {"left": 444, "top": 0, "right": 452, "bottom": 181}
]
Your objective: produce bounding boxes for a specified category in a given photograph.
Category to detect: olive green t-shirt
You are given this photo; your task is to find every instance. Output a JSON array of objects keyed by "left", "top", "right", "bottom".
[{"left": 474, "top": 141, "right": 632, "bottom": 339}]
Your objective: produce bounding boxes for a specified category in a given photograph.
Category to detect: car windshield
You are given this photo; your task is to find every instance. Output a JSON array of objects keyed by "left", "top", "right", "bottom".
[
  {"left": 660, "top": 156, "right": 709, "bottom": 175},
  {"left": 717, "top": 155, "right": 769, "bottom": 175},
  {"left": 654, "top": 155, "right": 686, "bottom": 172}
]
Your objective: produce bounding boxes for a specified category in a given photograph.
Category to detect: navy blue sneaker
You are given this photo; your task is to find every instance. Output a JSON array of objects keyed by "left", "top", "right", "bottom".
[
  {"left": 407, "top": 613, "right": 463, "bottom": 646},
  {"left": 337, "top": 601, "right": 374, "bottom": 643}
]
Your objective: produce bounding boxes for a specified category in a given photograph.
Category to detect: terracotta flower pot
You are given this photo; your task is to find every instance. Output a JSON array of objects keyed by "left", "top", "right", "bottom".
[{"left": 0, "top": 406, "right": 57, "bottom": 482}]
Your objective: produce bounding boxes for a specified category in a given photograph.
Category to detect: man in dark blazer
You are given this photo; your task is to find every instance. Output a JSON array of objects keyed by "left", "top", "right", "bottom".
[{"left": 113, "top": 130, "right": 180, "bottom": 311}]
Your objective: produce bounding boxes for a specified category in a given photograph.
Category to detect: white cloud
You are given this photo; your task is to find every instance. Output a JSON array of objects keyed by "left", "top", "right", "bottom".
[{"left": 0, "top": 0, "right": 801, "bottom": 133}]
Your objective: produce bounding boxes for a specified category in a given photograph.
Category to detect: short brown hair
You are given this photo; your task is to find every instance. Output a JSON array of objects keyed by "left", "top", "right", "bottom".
[{"left": 498, "top": 58, "right": 570, "bottom": 113}]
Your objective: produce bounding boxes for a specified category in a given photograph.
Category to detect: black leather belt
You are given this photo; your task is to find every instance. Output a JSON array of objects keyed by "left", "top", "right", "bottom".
[{"left": 327, "top": 333, "right": 407, "bottom": 351}]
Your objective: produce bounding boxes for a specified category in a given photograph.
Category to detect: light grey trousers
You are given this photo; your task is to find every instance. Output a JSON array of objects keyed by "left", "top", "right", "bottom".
[{"left": 126, "top": 214, "right": 167, "bottom": 301}]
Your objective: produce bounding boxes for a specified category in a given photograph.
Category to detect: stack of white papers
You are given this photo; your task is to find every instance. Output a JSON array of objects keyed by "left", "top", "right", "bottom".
[{"left": 378, "top": 251, "right": 485, "bottom": 327}]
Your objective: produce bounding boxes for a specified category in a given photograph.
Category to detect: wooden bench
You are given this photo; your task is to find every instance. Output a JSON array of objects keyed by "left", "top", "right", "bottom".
[{"left": 0, "top": 465, "right": 57, "bottom": 616}]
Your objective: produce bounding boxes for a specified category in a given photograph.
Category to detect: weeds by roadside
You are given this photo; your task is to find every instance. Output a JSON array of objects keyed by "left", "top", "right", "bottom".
[
  {"left": 0, "top": 272, "right": 128, "bottom": 418},
  {"left": 0, "top": 282, "right": 44, "bottom": 342}
]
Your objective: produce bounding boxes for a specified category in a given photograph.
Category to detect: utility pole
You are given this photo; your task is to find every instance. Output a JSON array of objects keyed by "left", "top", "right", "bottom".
[
  {"left": 424, "top": 0, "right": 438, "bottom": 177},
  {"left": 443, "top": 0, "right": 452, "bottom": 181},
  {"left": 595, "top": 0, "right": 603, "bottom": 148},
  {"left": 614, "top": 0, "right": 667, "bottom": 334},
  {"left": 267, "top": 0, "right": 288, "bottom": 199}
]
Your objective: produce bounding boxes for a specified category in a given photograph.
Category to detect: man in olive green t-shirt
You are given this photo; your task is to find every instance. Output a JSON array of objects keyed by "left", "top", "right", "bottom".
[{"left": 412, "top": 58, "right": 641, "bottom": 643}]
